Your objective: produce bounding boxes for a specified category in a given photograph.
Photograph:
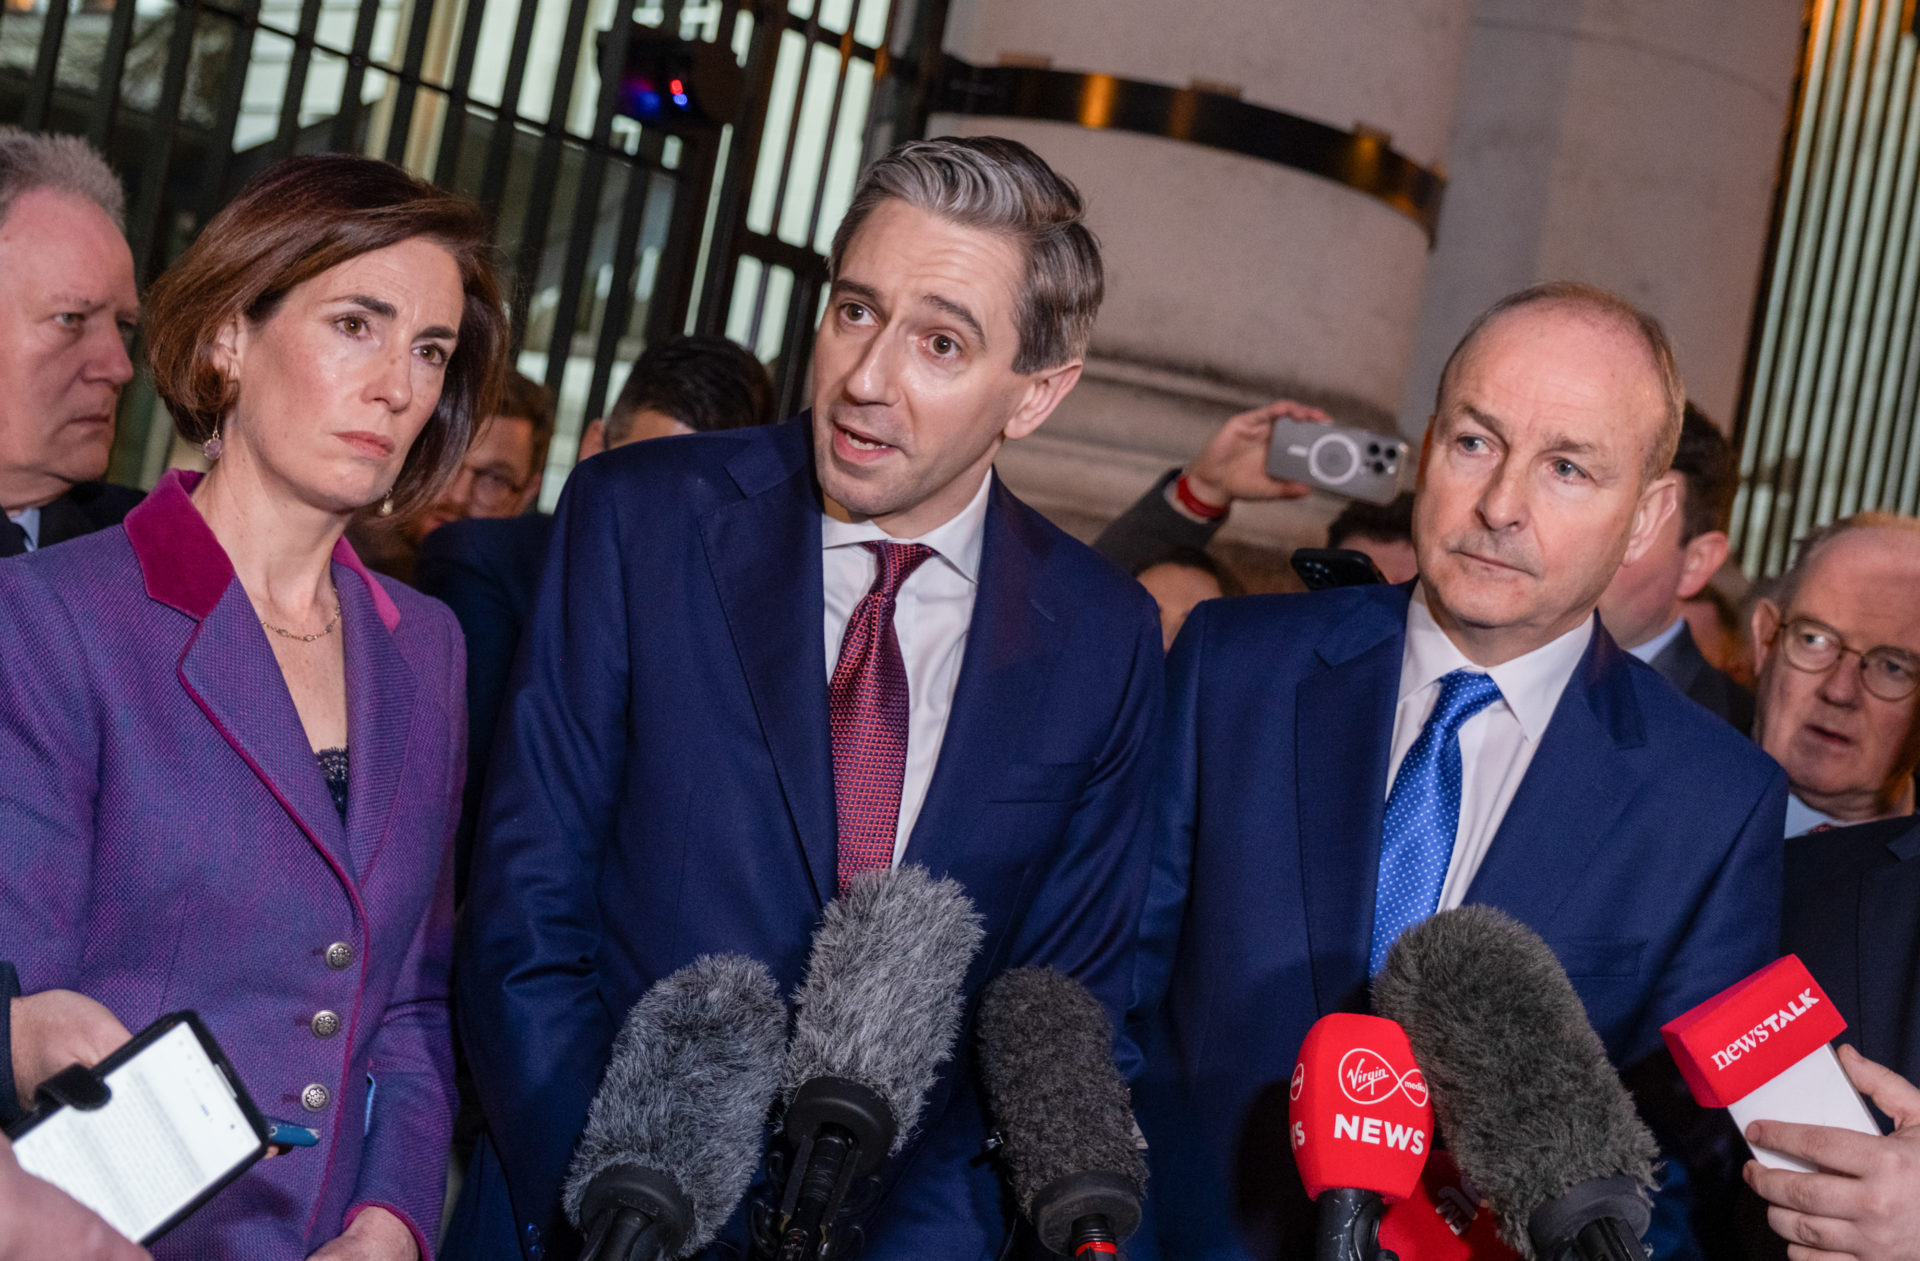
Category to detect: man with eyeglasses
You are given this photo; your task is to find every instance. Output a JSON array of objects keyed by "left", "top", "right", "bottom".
[
  {"left": 1738, "top": 515, "right": 1920, "bottom": 1257},
  {"left": 410, "top": 367, "right": 554, "bottom": 542},
  {"left": 1751, "top": 513, "right": 1920, "bottom": 834}
]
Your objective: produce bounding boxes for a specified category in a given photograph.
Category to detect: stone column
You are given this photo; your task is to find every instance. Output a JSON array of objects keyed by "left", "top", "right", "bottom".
[
  {"left": 933, "top": 0, "right": 1474, "bottom": 557},
  {"left": 1396, "top": 1, "right": 1805, "bottom": 436}
]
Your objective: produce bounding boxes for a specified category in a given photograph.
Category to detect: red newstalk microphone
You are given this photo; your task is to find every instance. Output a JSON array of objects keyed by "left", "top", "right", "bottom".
[
  {"left": 1661, "top": 955, "right": 1881, "bottom": 1172},
  {"left": 1289, "top": 1013, "right": 1433, "bottom": 1261},
  {"left": 1377, "top": 1150, "right": 1518, "bottom": 1261}
]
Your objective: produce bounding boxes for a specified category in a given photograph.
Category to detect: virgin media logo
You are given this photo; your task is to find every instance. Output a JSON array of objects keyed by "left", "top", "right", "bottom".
[{"left": 1337, "top": 1047, "right": 1429, "bottom": 1108}]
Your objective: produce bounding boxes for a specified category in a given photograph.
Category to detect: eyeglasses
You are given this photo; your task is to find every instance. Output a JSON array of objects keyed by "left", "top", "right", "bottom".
[
  {"left": 460, "top": 464, "right": 526, "bottom": 511},
  {"left": 1773, "top": 616, "right": 1920, "bottom": 702}
]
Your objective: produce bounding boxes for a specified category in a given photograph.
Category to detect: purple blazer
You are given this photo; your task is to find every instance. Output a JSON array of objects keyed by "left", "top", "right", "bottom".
[{"left": 0, "top": 470, "right": 464, "bottom": 1259}]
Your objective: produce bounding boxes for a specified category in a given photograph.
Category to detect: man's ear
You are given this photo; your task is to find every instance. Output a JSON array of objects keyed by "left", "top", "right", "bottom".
[
  {"left": 1002, "top": 360, "right": 1083, "bottom": 442},
  {"left": 1751, "top": 597, "right": 1783, "bottom": 672},
  {"left": 577, "top": 418, "right": 606, "bottom": 461},
  {"left": 1621, "top": 473, "right": 1680, "bottom": 568},
  {"left": 1676, "top": 529, "right": 1731, "bottom": 601},
  {"left": 1414, "top": 419, "right": 1435, "bottom": 492}
]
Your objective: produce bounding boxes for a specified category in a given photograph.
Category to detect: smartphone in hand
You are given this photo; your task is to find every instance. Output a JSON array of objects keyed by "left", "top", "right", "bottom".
[{"left": 1265, "top": 416, "right": 1406, "bottom": 505}]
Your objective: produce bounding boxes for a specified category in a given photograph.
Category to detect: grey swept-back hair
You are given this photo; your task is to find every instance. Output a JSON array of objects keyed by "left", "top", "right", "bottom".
[
  {"left": 0, "top": 126, "right": 126, "bottom": 232},
  {"left": 827, "top": 135, "right": 1103, "bottom": 373},
  {"left": 1435, "top": 280, "right": 1684, "bottom": 486}
]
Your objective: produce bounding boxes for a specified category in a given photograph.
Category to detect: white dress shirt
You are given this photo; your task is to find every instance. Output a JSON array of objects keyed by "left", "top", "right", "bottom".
[
  {"left": 1784, "top": 795, "right": 1842, "bottom": 837},
  {"left": 6, "top": 506, "right": 41, "bottom": 550},
  {"left": 1627, "top": 614, "right": 1688, "bottom": 665},
  {"left": 1388, "top": 585, "right": 1594, "bottom": 910},
  {"left": 821, "top": 470, "right": 993, "bottom": 864}
]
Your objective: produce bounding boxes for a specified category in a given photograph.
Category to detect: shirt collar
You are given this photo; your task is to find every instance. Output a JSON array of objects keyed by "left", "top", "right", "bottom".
[
  {"left": 819, "top": 467, "right": 993, "bottom": 585},
  {"left": 1627, "top": 615, "right": 1688, "bottom": 665},
  {"left": 1401, "top": 583, "right": 1595, "bottom": 742},
  {"left": 7, "top": 505, "right": 40, "bottom": 550},
  {"left": 1784, "top": 794, "right": 1843, "bottom": 837}
]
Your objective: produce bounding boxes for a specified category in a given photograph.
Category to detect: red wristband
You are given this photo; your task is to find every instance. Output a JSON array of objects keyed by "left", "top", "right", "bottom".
[{"left": 1173, "top": 473, "right": 1229, "bottom": 521}]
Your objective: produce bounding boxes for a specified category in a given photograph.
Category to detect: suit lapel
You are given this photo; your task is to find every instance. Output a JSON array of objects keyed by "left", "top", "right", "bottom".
[
  {"left": 903, "top": 481, "right": 1053, "bottom": 882},
  {"left": 1467, "top": 627, "right": 1642, "bottom": 924},
  {"left": 1297, "top": 588, "right": 1407, "bottom": 1014},
  {"left": 179, "top": 583, "right": 353, "bottom": 873},
  {"left": 699, "top": 421, "right": 834, "bottom": 906},
  {"left": 338, "top": 561, "right": 417, "bottom": 882}
]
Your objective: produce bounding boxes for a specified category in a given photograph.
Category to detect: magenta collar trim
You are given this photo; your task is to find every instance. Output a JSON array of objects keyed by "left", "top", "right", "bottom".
[{"left": 124, "top": 469, "right": 401, "bottom": 631}]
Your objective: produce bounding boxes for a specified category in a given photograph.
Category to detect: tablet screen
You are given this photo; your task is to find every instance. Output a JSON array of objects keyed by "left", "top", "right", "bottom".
[{"left": 13, "top": 1021, "right": 266, "bottom": 1243}]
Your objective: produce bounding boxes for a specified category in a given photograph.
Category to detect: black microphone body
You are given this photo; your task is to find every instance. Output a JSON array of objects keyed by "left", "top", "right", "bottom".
[
  {"left": 756, "top": 866, "right": 984, "bottom": 1261},
  {"left": 564, "top": 953, "right": 789, "bottom": 1261},
  {"left": 1372, "top": 906, "right": 1657, "bottom": 1261},
  {"left": 1313, "top": 1187, "right": 1388, "bottom": 1261},
  {"left": 975, "top": 967, "right": 1147, "bottom": 1259},
  {"left": 769, "top": 1078, "right": 894, "bottom": 1260}
]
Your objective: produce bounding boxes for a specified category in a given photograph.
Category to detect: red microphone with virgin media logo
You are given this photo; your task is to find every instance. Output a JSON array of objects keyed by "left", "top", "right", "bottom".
[
  {"left": 1289, "top": 1012, "right": 1432, "bottom": 1261},
  {"left": 1661, "top": 955, "right": 1880, "bottom": 1172}
]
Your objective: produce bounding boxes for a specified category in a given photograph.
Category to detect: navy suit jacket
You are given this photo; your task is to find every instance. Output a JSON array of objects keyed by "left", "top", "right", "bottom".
[
  {"left": 412, "top": 512, "right": 554, "bottom": 902},
  {"left": 1784, "top": 814, "right": 1920, "bottom": 1086},
  {"left": 450, "top": 416, "right": 1164, "bottom": 1260},
  {"left": 1131, "top": 582, "right": 1786, "bottom": 1260}
]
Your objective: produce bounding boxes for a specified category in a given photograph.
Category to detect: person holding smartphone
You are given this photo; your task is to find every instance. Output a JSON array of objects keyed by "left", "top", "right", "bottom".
[{"left": 0, "top": 155, "right": 508, "bottom": 1259}]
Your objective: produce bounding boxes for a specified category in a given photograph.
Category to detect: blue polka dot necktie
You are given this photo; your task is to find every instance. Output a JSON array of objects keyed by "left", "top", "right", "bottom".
[
  {"left": 829, "top": 541, "right": 935, "bottom": 896},
  {"left": 1369, "top": 668, "right": 1504, "bottom": 975}
]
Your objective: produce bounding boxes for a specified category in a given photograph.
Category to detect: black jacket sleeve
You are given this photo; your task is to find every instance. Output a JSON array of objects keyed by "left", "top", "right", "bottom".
[
  {"left": 0, "top": 961, "right": 20, "bottom": 1126},
  {"left": 1091, "top": 469, "right": 1226, "bottom": 574}
]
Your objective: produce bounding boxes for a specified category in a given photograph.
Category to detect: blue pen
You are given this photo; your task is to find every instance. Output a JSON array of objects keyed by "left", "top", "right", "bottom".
[{"left": 265, "top": 1119, "right": 320, "bottom": 1148}]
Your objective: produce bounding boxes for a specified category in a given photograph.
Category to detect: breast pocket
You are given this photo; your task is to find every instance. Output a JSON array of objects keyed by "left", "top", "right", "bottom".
[{"left": 991, "top": 760, "right": 1095, "bottom": 804}]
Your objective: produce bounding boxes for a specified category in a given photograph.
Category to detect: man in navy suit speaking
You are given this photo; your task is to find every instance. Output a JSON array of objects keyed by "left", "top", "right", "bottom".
[
  {"left": 1131, "top": 282, "right": 1787, "bottom": 1259},
  {"left": 444, "top": 137, "right": 1163, "bottom": 1260}
]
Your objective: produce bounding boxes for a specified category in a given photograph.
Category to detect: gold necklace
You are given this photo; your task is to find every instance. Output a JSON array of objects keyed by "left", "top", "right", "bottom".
[{"left": 259, "top": 588, "right": 342, "bottom": 643}]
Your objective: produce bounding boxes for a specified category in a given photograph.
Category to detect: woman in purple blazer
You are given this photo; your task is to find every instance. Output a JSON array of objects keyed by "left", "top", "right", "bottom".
[{"left": 0, "top": 155, "right": 507, "bottom": 1259}]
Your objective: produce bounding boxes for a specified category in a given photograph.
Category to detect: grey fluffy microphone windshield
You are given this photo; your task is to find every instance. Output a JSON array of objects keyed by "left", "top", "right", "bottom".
[
  {"left": 977, "top": 967, "right": 1147, "bottom": 1255},
  {"left": 759, "top": 866, "right": 984, "bottom": 1261},
  {"left": 781, "top": 864, "right": 985, "bottom": 1151},
  {"left": 563, "top": 953, "right": 788, "bottom": 1259},
  {"left": 1372, "top": 906, "right": 1657, "bottom": 1259}
]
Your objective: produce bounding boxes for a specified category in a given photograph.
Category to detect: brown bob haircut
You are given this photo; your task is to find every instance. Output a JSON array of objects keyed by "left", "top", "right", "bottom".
[{"left": 145, "top": 154, "right": 509, "bottom": 518}]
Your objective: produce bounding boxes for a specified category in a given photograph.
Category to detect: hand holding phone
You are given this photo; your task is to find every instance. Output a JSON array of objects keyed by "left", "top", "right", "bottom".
[
  {"left": 1182, "top": 400, "right": 1333, "bottom": 510},
  {"left": 8, "top": 990, "right": 131, "bottom": 1111}
]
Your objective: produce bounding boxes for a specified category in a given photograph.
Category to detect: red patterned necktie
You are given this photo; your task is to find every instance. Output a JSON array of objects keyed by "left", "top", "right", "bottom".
[{"left": 830, "top": 540, "right": 936, "bottom": 895}]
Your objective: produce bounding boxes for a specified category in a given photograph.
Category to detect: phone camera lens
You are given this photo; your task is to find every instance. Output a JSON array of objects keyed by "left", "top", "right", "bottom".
[{"left": 1367, "top": 442, "right": 1381, "bottom": 456}]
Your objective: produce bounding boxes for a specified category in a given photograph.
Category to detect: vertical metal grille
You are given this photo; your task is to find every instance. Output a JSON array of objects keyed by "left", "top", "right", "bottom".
[
  {"left": 4, "top": 0, "right": 931, "bottom": 501},
  {"left": 696, "top": 0, "right": 899, "bottom": 419},
  {"left": 1736, "top": 0, "right": 1920, "bottom": 574}
]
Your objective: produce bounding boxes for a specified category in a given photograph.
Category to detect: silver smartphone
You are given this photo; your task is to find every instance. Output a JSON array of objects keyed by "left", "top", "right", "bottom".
[{"left": 1265, "top": 417, "right": 1407, "bottom": 505}]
